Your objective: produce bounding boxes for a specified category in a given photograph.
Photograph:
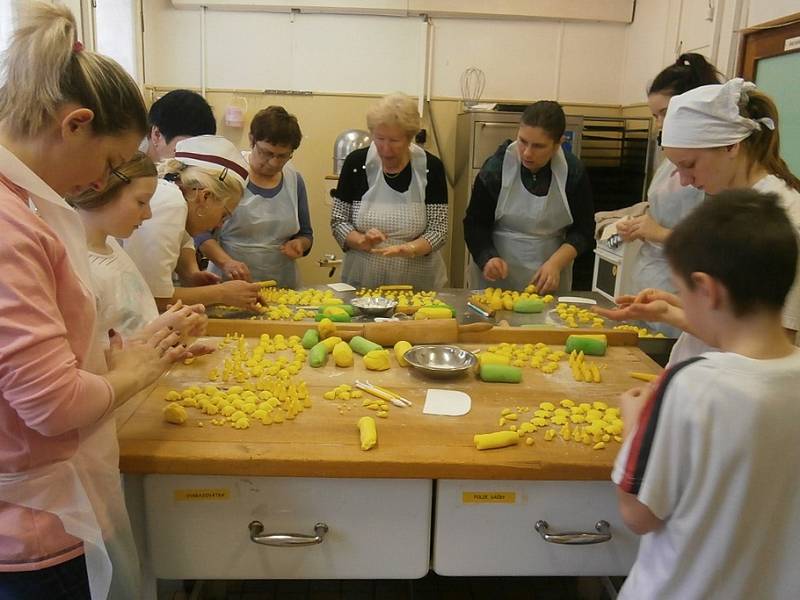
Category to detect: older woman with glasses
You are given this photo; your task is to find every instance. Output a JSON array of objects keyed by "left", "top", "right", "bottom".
[
  {"left": 331, "top": 93, "right": 448, "bottom": 290},
  {"left": 196, "top": 106, "right": 313, "bottom": 288}
]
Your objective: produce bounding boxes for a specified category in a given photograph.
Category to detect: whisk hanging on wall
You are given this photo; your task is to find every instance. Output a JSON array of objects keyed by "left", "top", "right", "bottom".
[{"left": 459, "top": 67, "right": 486, "bottom": 108}]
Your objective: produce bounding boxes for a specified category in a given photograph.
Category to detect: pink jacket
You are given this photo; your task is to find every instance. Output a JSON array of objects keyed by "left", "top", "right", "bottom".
[{"left": 0, "top": 174, "right": 114, "bottom": 571}]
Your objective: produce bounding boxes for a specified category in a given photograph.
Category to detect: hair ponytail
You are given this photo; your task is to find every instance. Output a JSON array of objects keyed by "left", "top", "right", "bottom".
[
  {"left": 648, "top": 53, "right": 722, "bottom": 97},
  {"left": 739, "top": 91, "right": 800, "bottom": 192},
  {"left": 0, "top": 1, "right": 146, "bottom": 138}
]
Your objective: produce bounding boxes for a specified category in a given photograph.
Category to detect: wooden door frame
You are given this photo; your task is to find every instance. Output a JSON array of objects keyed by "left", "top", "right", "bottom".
[{"left": 739, "top": 13, "right": 800, "bottom": 80}]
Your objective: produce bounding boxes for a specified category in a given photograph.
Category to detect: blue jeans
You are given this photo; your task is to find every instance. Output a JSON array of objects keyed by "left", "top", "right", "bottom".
[{"left": 0, "top": 554, "right": 90, "bottom": 600}]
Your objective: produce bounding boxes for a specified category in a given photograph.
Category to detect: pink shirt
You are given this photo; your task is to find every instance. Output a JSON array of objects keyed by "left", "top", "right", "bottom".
[{"left": 0, "top": 174, "right": 114, "bottom": 571}]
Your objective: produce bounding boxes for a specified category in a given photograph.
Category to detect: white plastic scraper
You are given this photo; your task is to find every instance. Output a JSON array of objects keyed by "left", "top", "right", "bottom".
[{"left": 423, "top": 389, "right": 471, "bottom": 416}]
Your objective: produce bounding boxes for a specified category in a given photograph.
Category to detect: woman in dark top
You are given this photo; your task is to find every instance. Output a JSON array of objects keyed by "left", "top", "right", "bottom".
[
  {"left": 464, "top": 101, "right": 594, "bottom": 293},
  {"left": 331, "top": 93, "right": 448, "bottom": 289}
]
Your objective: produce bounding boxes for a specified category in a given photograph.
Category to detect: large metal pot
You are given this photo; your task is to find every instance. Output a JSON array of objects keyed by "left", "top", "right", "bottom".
[{"left": 333, "top": 129, "right": 371, "bottom": 175}]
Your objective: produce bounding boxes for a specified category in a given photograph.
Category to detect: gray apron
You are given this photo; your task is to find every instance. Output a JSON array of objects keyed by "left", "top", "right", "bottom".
[{"left": 472, "top": 142, "right": 573, "bottom": 291}]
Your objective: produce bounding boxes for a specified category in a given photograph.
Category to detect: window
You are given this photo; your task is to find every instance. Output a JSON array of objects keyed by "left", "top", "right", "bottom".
[{"left": 93, "top": 0, "right": 140, "bottom": 82}]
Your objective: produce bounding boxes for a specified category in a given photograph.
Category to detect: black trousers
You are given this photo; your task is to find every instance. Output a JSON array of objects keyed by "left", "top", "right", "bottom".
[{"left": 0, "top": 554, "right": 90, "bottom": 600}]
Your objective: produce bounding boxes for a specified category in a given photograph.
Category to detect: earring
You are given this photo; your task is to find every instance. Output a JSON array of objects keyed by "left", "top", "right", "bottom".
[{"left": 196, "top": 210, "right": 205, "bottom": 218}]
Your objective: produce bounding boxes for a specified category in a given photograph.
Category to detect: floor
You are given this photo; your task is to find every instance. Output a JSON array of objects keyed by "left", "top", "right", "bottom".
[{"left": 162, "top": 573, "right": 623, "bottom": 599}]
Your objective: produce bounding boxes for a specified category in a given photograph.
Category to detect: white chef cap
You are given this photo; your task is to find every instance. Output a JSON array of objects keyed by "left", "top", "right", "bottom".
[
  {"left": 174, "top": 135, "right": 249, "bottom": 188},
  {"left": 661, "top": 78, "right": 775, "bottom": 149}
]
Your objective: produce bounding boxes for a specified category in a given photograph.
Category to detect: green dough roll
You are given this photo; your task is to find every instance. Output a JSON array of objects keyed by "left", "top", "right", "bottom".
[
  {"left": 314, "top": 311, "right": 351, "bottom": 322},
  {"left": 301, "top": 328, "right": 320, "bottom": 350},
  {"left": 349, "top": 335, "right": 384, "bottom": 355},
  {"left": 512, "top": 299, "right": 545, "bottom": 313},
  {"left": 565, "top": 335, "right": 608, "bottom": 356},
  {"left": 479, "top": 364, "right": 523, "bottom": 383},
  {"left": 309, "top": 342, "right": 329, "bottom": 367},
  {"left": 320, "top": 304, "right": 355, "bottom": 316}
]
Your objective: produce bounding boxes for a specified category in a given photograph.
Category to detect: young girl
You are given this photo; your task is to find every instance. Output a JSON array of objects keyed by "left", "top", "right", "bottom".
[
  {"left": 71, "top": 152, "right": 207, "bottom": 344},
  {"left": 615, "top": 54, "right": 721, "bottom": 335}
]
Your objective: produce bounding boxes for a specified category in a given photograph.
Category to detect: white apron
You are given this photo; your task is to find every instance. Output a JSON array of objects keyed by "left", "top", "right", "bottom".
[
  {"left": 0, "top": 146, "right": 139, "bottom": 599},
  {"left": 210, "top": 162, "right": 301, "bottom": 288},
  {"left": 340, "top": 143, "right": 448, "bottom": 289},
  {"left": 471, "top": 143, "right": 573, "bottom": 291},
  {"left": 630, "top": 159, "right": 705, "bottom": 294}
]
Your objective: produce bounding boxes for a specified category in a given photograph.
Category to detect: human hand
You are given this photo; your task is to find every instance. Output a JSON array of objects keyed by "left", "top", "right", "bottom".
[
  {"left": 617, "top": 214, "right": 669, "bottom": 244},
  {"left": 221, "top": 259, "right": 251, "bottom": 281},
  {"left": 108, "top": 327, "right": 185, "bottom": 386},
  {"left": 141, "top": 300, "right": 208, "bottom": 339},
  {"left": 364, "top": 228, "right": 387, "bottom": 245},
  {"left": 183, "top": 270, "right": 221, "bottom": 287},
  {"left": 183, "top": 340, "right": 216, "bottom": 359},
  {"left": 219, "top": 280, "right": 261, "bottom": 310},
  {"left": 482, "top": 257, "right": 508, "bottom": 281},
  {"left": 371, "top": 244, "right": 414, "bottom": 258},
  {"left": 531, "top": 260, "right": 561, "bottom": 293},
  {"left": 593, "top": 288, "right": 686, "bottom": 328},
  {"left": 619, "top": 385, "right": 655, "bottom": 437},
  {"left": 280, "top": 238, "right": 306, "bottom": 259}
]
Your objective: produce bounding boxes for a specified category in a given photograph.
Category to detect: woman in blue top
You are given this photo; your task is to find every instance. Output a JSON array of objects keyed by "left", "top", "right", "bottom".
[{"left": 197, "top": 106, "right": 313, "bottom": 288}]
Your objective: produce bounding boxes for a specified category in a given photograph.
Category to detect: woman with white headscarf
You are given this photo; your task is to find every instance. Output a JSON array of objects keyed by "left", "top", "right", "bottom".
[{"left": 595, "top": 78, "right": 800, "bottom": 365}]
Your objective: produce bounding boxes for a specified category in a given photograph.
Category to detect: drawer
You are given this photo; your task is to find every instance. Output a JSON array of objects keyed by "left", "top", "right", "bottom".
[
  {"left": 144, "top": 475, "right": 432, "bottom": 579},
  {"left": 433, "top": 480, "right": 638, "bottom": 576}
]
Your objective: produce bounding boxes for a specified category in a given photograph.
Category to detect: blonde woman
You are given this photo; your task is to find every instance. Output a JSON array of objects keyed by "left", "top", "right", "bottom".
[
  {"left": 124, "top": 135, "right": 261, "bottom": 310},
  {"left": 71, "top": 152, "right": 209, "bottom": 347},
  {"left": 0, "top": 3, "right": 188, "bottom": 598},
  {"left": 331, "top": 93, "right": 449, "bottom": 289}
]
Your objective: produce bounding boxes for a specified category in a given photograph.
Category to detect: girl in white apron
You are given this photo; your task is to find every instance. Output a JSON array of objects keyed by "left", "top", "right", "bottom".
[
  {"left": 616, "top": 53, "right": 719, "bottom": 335},
  {"left": 470, "top": 142, "right": 574, "bottom": 292}
]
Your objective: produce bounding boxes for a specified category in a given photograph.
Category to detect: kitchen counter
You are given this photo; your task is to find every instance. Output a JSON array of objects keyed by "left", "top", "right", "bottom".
[{"left": 121, "top": 319, "right": 655, "bottom": 593}]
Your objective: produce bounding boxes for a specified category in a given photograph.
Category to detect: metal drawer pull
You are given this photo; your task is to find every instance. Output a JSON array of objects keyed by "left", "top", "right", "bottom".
[
  {"left": 248, "top": 521, "right": 329, "bottom": 547},
  {"left": 534, "top": 520, "right": 612, "bottom": 545}
]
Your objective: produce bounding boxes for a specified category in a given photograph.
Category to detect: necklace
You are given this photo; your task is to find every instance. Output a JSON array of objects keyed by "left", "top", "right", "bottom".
[{"left": 383, "top": 170, "right": 403, "bottom": 179}]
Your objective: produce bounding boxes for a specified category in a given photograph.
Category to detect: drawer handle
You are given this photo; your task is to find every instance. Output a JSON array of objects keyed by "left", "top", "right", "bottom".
[
  {"left": 534, "top": 520, "right": 612, "bottom": 545},
  {"left": 248, "top": 521, "right": 329, "bottom": 547}
]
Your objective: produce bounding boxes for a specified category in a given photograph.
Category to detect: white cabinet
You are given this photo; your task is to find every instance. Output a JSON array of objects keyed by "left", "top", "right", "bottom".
[
  {"left": 144, "top": 475, "right": 432, "bottom": 580},
  {"left": 677, "top": 0, "right": 716, "bottom": 55},
  {"left": 433, "top": 480, "right": 639, "bottom": 576}
]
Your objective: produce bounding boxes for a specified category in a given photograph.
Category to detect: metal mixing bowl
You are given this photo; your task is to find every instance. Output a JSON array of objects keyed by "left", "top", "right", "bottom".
[
  {"left": 403, "top": 345, "right": 477, "bottom": 379},
  {"left": 351, "top": 296, "right": 398, "bottom": 317}
]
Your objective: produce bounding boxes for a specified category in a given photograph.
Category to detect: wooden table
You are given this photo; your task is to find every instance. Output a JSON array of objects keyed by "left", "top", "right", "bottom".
[{"left": 119, "top": 322, "right": 660, "bottom": 594}]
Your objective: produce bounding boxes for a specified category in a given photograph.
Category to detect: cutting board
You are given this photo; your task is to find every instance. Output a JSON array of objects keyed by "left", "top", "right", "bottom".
[{"left": 117, "top": 328, "right": 661, "bottom": 481}]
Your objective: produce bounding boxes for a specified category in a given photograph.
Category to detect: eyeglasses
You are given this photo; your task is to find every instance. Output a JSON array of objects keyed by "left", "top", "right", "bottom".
[
  {"left": 222, "top": 205, "right": 234, "bottom": 220},
  {"left": 253, "top": 145, "right": 293, "bottom": 162}
]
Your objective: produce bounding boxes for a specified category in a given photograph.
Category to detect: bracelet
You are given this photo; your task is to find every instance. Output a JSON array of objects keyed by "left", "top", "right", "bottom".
[{"left": 405, "top": 243, "right": 416, "bottom": 257}]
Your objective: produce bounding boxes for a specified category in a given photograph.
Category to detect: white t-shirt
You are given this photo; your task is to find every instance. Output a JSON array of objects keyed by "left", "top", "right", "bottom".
[
  {"left": 89, "top": 238, "right": 159, "bottom": 343},
  {"left": 123, "top": 179, "right": 192, "bottom": 298},
  {"left": 668, "top": 175, "right": 800, "bottom": 366},
  {"left": 612, "top": 350, "right": 800, "bottom": 599}
]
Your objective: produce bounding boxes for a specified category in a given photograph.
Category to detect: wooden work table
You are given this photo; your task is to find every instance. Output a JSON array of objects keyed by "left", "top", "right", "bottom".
[{"left": 117, "top": 323, "right": 660, "bottom": 481}]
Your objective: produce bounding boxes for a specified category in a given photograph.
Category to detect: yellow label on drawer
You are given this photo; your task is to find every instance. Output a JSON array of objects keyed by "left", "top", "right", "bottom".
[
  {"left": 174, "top": 488, "right": 230, "bottom": 501},
  {"left": 462, "top": 491, "right": 516, "bottom": 504}
]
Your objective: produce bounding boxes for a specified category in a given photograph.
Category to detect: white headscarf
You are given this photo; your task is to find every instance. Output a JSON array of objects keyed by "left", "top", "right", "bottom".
[{"left": 661, "top": 78, "right": 775, "bottom": 149}]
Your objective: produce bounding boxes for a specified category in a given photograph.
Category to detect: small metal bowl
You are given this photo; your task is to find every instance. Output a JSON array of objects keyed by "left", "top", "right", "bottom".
[
  {"left": 351, "top": 296, "right": 398, "bottom": 317},
  {"left": 403, "top": 345, "right": 478, "bottom": 379}
]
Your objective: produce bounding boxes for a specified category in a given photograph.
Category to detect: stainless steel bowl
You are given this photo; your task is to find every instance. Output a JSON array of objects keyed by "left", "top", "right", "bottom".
[
  {"left": 403, "top": 345, "right": 477, "bottom": 379},
  {"left": 351, "top": 296, "right": 398, "bottom": 317}
]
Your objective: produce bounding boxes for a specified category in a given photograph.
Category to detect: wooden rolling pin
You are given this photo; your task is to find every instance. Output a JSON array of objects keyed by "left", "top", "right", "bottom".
[{"left": 363, "top": 319, "right": 492, "bottom": 346}]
